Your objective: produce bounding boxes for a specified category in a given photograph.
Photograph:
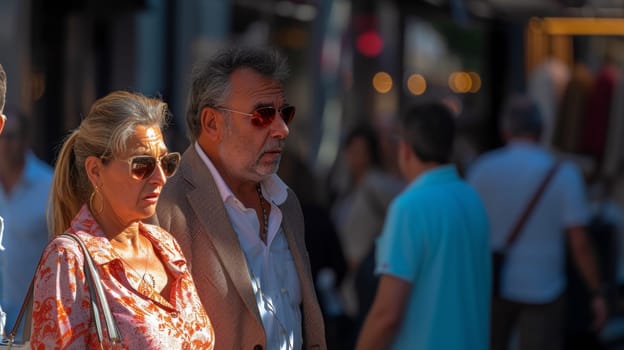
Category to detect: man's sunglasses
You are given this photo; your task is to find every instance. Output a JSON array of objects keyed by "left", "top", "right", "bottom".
[
  {"left": 219, "top": 105, "right": 296, "bottom": 128},
  {"left": 119, "top": 152, "right": 181, "bottom": 180}
]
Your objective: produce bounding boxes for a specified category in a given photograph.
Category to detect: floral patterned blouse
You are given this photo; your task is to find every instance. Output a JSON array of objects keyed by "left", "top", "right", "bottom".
[{"left": 30, "top": 205, "right": 215, "bottom": 349}]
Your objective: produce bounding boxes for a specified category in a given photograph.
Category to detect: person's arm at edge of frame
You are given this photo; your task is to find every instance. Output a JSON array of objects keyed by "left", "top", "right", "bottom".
[
  {"left": 355, "top": 274, "right": 411, "bottom": 350},
  {"left": 567, "top": 225, "right": 609, "bottom": 331}
]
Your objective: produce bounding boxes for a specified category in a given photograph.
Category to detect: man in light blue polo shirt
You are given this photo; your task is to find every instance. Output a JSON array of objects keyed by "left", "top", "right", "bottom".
[{"left": 356, "top": 102, "right": 491, "bottom": 350}]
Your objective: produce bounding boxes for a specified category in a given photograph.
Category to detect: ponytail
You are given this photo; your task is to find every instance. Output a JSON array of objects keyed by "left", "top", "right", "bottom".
[{"left": 47, "top": 131, "right": 90, "bottom": 236}]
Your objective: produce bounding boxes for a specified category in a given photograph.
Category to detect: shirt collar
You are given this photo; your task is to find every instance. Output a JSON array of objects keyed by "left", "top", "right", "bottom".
[
  {"left": 508, "top": 139, "right": 540, "bottom": 149},
  {"left": 194, "top": 142, "right": 288, "bottom": 206},
  {"left": 412, "top": 164, "right": 459, "bottom": 188}
]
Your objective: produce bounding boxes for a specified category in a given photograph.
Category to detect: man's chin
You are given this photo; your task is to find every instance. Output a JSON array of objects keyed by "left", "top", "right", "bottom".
[{"left": 257, "top": 164, "right": 279, "bottom": 179}]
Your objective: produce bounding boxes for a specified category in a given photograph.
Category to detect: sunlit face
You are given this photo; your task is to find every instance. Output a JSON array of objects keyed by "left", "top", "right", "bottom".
[
  {"left": 216, "top": 67, "right": 290, "bottom": 184},
  {"left": 96, "top": 125, "right": 169, "bottom": 227}
]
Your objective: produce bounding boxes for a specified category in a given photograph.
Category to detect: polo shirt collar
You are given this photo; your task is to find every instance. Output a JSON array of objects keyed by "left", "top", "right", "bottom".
[{"left": 412, "top": 164, "right": 459, "bottom": 188}]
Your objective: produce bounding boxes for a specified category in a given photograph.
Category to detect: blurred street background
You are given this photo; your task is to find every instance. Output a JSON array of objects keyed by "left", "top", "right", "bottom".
[{"left": 0, "top": 0, "right": 601, "bottom": 172}]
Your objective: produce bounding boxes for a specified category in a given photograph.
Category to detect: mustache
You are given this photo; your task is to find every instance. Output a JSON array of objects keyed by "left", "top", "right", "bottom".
[{"left": 261, "top": 139, "right": 285, "bottom": 153}]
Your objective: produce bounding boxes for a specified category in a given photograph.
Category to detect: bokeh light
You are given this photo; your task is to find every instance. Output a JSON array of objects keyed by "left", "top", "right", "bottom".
[
  {"left": 406, "top": 74, "right": 427, "bottom": 95},
  {"left": 372, "top": 71, "right": 393, "bottom": 93}
]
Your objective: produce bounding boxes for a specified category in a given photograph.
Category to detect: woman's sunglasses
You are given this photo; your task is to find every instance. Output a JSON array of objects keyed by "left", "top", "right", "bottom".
[
  {"left": 121, "top": 152, "right": 181, "bottom": 180},
  {"left": 219, "top": 105, "right": 296, "bottom": 128}
]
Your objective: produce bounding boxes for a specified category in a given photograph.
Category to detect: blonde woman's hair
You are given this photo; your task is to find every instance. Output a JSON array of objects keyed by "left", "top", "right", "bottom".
[{"left": 47, "top": 91, "right": 170, "bottom": 236}]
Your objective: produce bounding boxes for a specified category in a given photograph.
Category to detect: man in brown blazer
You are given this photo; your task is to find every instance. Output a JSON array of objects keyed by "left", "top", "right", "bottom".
[{"left": 155, "top": 46, "right": 326, "bottom": 350}]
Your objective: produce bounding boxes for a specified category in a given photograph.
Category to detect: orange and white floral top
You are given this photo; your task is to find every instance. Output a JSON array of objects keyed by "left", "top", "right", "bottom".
[{"left": 30, "top": 205, "right": 215, "bottom": 349}]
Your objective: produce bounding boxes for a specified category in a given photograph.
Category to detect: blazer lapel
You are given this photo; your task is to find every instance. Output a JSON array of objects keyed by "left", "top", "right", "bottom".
[
  {"left": 183, "top": 147, "right": 262, "bottom": 322},
  {"left": 280, "top": 194, "right": 325, "bottom": 346},
  {"left": 280, "top": 196, "right": 304, "bottom": 262},
  {"left": 280, "top": 193, "right": 315, "bottom": 307}
]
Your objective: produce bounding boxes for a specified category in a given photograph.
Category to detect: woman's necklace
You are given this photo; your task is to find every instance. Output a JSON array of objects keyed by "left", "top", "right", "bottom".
[
  {"left": 115, "top": 238, "right": 156, "bottom": 289},
  {"left": 256, "top": 184, "right": 268, "bottom": 242}
]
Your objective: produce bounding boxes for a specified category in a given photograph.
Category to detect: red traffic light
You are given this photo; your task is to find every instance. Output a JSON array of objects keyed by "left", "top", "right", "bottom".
[{"left": 356, "top": 30, "right": 384, "bottom": 57}]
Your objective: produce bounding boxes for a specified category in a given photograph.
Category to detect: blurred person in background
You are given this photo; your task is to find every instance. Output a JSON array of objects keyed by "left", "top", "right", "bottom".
[
  {"left": 0, "top": 107, "right": 53, "bottom": 330},
  {"left": 467, "top": 94, "right": 607, "bottom": 350},
  {"left": 356, "top": 102, "right": 491, "bottom": 350},
  {"left": 155, "top": 46, "right": 326, "bottom": 350},
  {"left": 278, "top": 149, "right": 349, "bottom": 349},
  {"left": 328, "top": 124, "right": 404, "bottom": 326},
  {"left": 343, "top": 124, "right": 405, "bottom": 347},
  {"left": 328, "top": 124, "right": 381, "bottom": 241},
  {"left": 341, "top": 124, "right": 405, "bottom": 273}
]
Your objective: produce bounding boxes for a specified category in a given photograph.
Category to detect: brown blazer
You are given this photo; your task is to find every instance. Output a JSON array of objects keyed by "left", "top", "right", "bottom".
[{"left": 154, "top": 146, "right": 326, "bottom": 350}]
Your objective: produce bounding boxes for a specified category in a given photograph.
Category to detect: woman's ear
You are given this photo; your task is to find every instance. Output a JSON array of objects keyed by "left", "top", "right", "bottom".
[{"left": 84, "top": 156, "right": 103, "bottom": 189}]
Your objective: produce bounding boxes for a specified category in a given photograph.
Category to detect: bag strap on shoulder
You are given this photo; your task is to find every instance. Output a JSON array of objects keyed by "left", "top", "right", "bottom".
[
  {"left": 503, "top": 161, "right": 561, "bottom": 251},
  {"left": 6, "top": 233, "right": 122, "bottom": 347}
]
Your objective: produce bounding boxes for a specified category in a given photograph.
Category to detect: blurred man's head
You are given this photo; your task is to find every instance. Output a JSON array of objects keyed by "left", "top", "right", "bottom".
[
  {"left": 499, "top": 94, "right": 543, "bottom": 142},
  {"left": 0, "top": 64, "right": 6, "bottom": 134},
  {"left": 399, "top": 102, "right": 455, "bottom": 163},
  {"left": 397, "top": 101, "right": 455, "bottom": 180},
  {"left": 344, "top": 123, "right": 381, "bottom": 182}
]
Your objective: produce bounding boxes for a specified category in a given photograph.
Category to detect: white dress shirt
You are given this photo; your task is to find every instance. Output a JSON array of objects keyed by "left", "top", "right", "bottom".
[{"left": 195, "top": 143, "right": 302, "bottom": 350}]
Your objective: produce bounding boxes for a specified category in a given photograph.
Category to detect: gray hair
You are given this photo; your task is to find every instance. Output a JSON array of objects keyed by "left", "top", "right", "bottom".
[
  {"left": 499, "top": 95, "right": 543, "bottom": 138},
  {"left": 185, "top": 46, "right": 289, "bottom": 141}
]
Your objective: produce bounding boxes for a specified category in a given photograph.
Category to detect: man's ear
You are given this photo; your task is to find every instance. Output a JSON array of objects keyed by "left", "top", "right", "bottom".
[
  {"left": 501, "top": 130, "right": 514, "bottom": 144},
  {"left": 0, "top": 114, "right": 5, "bottom": 135},
  {"left": 200, "top": 107, "right": 220, "bottom": 141},
  {"left": 398, "top": 140, "right": 412, "bottom": 164},
  {"left": 84, "top": 156, "right": 103, "bottom": 189}
]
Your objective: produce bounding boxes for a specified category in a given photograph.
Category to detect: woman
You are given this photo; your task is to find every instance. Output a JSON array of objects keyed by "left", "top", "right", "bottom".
[{"left": 31, "top": 91, "right": 215, "bottom": 349}]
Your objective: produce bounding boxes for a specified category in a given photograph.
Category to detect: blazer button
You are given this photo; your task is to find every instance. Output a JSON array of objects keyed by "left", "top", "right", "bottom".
[{"left": 253, "top": 345, "right": 263, "bottom": 350}]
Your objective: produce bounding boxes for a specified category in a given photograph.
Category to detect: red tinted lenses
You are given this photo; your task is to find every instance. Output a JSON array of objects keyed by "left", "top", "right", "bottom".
[{"left": 251, "top": 106, "right": 296, "bottom": 127}]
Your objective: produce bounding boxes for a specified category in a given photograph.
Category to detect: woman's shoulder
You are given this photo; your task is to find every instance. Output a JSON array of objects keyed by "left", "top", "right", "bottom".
[
  {"left": 38, "top": 232, "right": 86, "bottom": 268},
  {"left": 47, "top": 233, "right": 83, "bottom": 250}
]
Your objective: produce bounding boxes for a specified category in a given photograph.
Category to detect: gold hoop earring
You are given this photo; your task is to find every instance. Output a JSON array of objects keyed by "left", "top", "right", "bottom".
[{"left": 89, "top": 186, "right": 104, "bottom": 214}]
